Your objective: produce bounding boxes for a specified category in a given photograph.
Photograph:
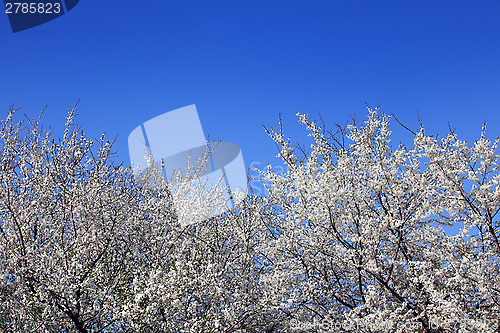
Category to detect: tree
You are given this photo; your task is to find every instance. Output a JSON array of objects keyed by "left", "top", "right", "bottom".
[
  {"left": 0, "top": 106, "right": 146, "bottom": 332},
  {"left": 258, "top": 107, "right": 500, "bottom": 332},
  {"left": 0, "top": 105, "right": 274, "bottom": 332},
  {"left": 1, "top": 104, "right": 499, "bottom": 332}
]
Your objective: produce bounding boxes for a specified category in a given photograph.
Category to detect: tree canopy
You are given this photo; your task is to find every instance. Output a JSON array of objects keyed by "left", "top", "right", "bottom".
[{"left": 1, "top": 105, "right": 499, "bottom": 332}]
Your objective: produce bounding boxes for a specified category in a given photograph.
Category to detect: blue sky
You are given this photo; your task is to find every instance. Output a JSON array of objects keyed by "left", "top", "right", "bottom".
[{"left": 1, "top": 0, "right": 499, "bottom": 176}]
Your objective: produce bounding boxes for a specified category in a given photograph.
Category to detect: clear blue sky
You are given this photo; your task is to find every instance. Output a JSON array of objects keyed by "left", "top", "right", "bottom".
[{"left": 1, "top": 0, "right": 499, "bottom": 173}]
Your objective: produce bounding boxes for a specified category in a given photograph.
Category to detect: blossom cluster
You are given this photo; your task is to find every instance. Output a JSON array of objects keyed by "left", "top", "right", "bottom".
[{"left": 0, "top": 105, "right": 499, "bottom": 332}]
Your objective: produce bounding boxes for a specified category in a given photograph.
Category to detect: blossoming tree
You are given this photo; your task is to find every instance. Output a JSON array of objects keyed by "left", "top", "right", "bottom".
[
  {"left": 258, "top": 108, "right": 500, "bottom": 332},
  {"left": 1, "top": 104, "right": 499, "bottom": 332}
]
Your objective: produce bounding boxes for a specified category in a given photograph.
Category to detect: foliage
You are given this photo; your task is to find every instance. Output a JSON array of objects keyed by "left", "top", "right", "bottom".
[{"left": 0, "top": 105, "right": 499, "bottom": 332}]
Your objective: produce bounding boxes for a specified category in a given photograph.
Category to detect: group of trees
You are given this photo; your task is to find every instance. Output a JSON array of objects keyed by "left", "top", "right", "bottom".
[{"left": 0, "top": 105, "right": 499, "bottom": 332}]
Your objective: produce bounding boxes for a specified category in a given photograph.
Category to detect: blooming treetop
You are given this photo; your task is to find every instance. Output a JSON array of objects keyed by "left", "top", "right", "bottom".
[{"left": 0, "top": 104, "right": 498, "bottom": 332}]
